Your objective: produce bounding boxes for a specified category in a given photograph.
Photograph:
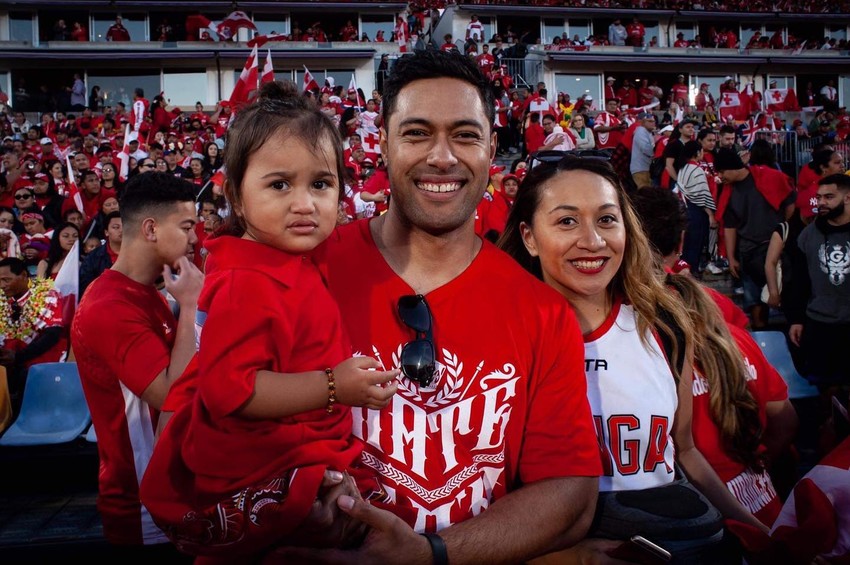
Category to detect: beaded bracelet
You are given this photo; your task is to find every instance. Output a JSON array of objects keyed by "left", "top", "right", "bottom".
[{"left": 325, "top": 368, "right": 337, "bottom": 413}]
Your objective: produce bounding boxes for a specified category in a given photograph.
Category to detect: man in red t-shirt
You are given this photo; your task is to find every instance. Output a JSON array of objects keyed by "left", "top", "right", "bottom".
[
  {"left": 72, "top": 172, "right": 202, "bottom": 554},
  {"left": 593, "top": 98, "right": 626, "bottom": 149},
  {"left": 309, "top": 49, "right": 601, "bottom": 564}
]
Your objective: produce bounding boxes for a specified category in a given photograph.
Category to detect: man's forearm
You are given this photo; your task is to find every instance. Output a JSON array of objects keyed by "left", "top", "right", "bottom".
[
  {"left": 440, "top": 476, "right": 598, "bottom": 565},
  {"left": 165, "top": 305, "right": 198, "bottom": 388}
]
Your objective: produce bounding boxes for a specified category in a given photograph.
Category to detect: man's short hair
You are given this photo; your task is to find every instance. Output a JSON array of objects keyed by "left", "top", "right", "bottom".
[
  {"left": 718, "top": 125, "right": 737, "bottom": 136},
  {"left": 81, "top": 170, "right": 99, "bottom": 183},
  {"left": 819, "top": 173, "right": 850, "bottom": 191},
  {"left": 0, "top": 257, "right": 26, "bottom": 275},
  {"left": 630, "top": 186, "right": 687, "bottom": 257},
  {"left": 119, "top": 172, "right": 196, "bottom": 228},
  {"left": 714, "top": 148, "right": 745, "bottom": 172},
  {"left": 381, "top": 50, "right": 495, "bottom": 130}
]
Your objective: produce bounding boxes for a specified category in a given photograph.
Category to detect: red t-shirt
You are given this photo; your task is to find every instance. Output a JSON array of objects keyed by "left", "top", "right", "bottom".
[
  {"left": 796, "top": 181, "right": 819, "bottom": 221},
  {"left": 142, "top": 237, "right": 362, "bottom": 540},
  {"left": 705, "top": 287, "right": 749, "bottom": 330},
  {"left": 71, "top": 269, "right": 176, "bottom": 545},
  {"left": 691, "top": 325, "right": 787, "bottom": 527},
  {"left": 317, "top": 220, "right": 602, "bottom": 532}
]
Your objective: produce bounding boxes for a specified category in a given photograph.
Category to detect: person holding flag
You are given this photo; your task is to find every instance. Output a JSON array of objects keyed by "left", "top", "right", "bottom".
[{"left": 302, "top": 65, "right": 319, "bottom": 93}]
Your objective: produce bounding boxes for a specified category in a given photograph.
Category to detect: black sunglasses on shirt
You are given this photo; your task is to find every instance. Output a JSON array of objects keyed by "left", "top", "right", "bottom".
[{"left": 397, "top": 294, "right": 436, "bottom": 387}]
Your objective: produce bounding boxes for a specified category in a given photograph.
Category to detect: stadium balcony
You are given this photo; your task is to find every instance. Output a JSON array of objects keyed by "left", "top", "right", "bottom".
[{"left": 0, "top": 0, "right": 847, "bottom": 112}]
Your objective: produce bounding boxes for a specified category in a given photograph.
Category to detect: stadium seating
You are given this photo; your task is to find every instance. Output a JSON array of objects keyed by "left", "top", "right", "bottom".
[
  {"left": 0, "top": 362, "right": 91, "bottom": 446},
  {"left": 750, "top": 331, "right": 819, "bottom": 400}
]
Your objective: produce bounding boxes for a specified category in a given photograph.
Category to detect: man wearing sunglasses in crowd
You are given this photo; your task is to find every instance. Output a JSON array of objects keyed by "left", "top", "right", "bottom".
[{"left": 297, "top": 50, "right": 601, "bottom": 564}]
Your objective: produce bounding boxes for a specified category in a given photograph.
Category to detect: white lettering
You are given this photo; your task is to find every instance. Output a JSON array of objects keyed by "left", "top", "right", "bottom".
[{"left": 389, "top": 394, "right": 429, "bottom": 477}]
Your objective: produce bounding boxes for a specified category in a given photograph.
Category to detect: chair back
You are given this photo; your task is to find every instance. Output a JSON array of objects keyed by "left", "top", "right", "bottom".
[
  {"left": 750, "top": 331, "right": 819, "bottom": 399},
  {"left": 0, "top": 362, "right": 91, "bottom": 446}
]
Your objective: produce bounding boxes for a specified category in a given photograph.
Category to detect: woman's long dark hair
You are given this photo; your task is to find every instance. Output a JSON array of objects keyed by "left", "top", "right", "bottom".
[
  {"left": 43, "top": 222, "right": 79, "bottom": 276},
  {"left": 674, "top": 140, "right": 702, "bottom": 172}
]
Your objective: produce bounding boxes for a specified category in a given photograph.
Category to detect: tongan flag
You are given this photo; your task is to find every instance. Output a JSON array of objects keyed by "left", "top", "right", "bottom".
[
  {"left": 260, "top": 49, "right": 275, "bottom": 85},
  {"left": 229, "top": 46, "right": 258, "bottom": 109},
  {"left": 719, "top": 92, "right": 745, "bottom": 121},
  {"left": 765, "top": 88, "right": 800, "bottom": 112},
  {"left": 117, "top": 123, "right": 131, "bottom": 182},
  {"left": 303, "top": 66, "right": 319, "bottom": 93},
  {"left": 54, "top": 239, "right": 80, "bottom": 317},
  {"left": 395, "top": 19, "right": 409, "bottom": 52},
  {"left": 185, "top": 14, "right": 215, "bottom": 41},
  {"left": 215, "top": 11, "right": 257, "bottom": 41},
  {"left": 65, "top": 154, "right": 85, "bottom": 216}
]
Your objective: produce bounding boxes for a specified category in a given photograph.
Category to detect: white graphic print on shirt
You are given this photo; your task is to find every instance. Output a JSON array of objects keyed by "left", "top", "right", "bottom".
[
  {"left": 352, "top": 344, "right": 519, "bottom": 533},
  {"left": 819, "top": 241, "right": 850, "bottom": 286}
]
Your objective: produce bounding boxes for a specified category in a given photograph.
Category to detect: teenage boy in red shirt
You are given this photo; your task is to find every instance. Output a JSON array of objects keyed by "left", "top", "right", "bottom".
[{"left": 72, "top": 172, "right": 203, "bottom": 556}]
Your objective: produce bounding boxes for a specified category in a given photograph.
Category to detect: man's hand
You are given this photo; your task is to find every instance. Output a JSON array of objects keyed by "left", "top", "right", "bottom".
[
  {"left": 728, "top": 256, "right": 740, "bottom": 278},
  {"left": 267, "top": 495, "right": 432, "bottom": 565},
  {"left": 163, "top": 256, "right": 204, "bottom": 308},
  {"left": 789, "top": 323, "right": 804, "bottom": 347},
  {"left": 262, "top": 471, "right": 366, "bottom": 559}
]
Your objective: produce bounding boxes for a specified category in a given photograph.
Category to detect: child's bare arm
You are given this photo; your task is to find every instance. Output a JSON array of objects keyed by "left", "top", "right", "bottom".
[{"left": 236, "top": 356, "right": 399, "bottom": 419}]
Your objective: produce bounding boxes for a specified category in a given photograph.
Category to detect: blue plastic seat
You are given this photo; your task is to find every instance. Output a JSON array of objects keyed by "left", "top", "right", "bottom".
[
  {"left": 0, "top": 362, "right": 91, "bottom": 446},
  {"left": 750, "top": 331, "right": 819, "bottom": 400}
]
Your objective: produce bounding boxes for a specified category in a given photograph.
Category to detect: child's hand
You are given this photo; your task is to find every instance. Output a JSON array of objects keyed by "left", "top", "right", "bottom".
[{"left": 333, "top": 356, "right": 398, "bottom": 410}]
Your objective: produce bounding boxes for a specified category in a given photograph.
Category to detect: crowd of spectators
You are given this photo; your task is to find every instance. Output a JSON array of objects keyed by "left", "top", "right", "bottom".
[
  {"left": 452, "top": 0, "right": 850, "bottom": 13},
  {"left": 1, "top": 45, "right": 849, "bottom": 562}
]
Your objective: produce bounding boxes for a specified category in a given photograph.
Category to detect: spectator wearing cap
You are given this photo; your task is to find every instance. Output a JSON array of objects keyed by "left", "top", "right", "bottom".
[
  {"left": 716, "top": 148, "right": 796, "bottom": 329},
  {"left": 162, "top": 144, "right": 186, "bottom": 177},
  {"left": 604, "top": 76, "right": 616, "bottom": 102},
  {"left": 31, "top": 170, "right": 64, "bottom": 225},
  {"left": 662, "top": 119, "right": 698, "bottom": 190},
  {"left": 127, "top": 133, "right": 148, "bottom": 162},
  {"left": 630, "top": 112, "right": 657, "bottom": 189},
  {"left": 671, "top": 74, "right": 689, "bottom": 107},
  {"left": 39, "top": 137, "right": 58, "bottom": 163}
]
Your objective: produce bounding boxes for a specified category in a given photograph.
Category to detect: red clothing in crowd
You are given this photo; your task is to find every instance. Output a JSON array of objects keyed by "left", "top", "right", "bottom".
[
  {"left": 106, "top": 22, "right": 131, "bottom": 42},
  {"left": 72, "top": 269, "right": 176, "bottom": 545},
  {"left": 318, "top": 219, "right": 602, "bottom": 532},
  {"left": 692, "top": 325, "right": 788, "bottom": 527},
  {"left": 524, "top": 121, "right": 545, "bottom": 154},
  {"left": 61, "top": 188, "right": 116, "bottom": 230},
  {"left": 141, "top": 236, "right": 367, "bottom": 555}
]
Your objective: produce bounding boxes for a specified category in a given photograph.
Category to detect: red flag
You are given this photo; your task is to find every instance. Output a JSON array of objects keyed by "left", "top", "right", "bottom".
[
  {"left": 302, "top": 65, "right": 319, "bottom": 93},
  {"left": 215, "top": 10, "right": 257, "bottom": 41},
  {"left": 117, "top": 123, "right": 131, "bottom": 182},
  {"left": 229, "top": 46, "right": 258, "bottom": 109},
  {"left": 185, "top": 14, "right": 213, "bottom": 41},
  {"left": 209, "top": 167, "right": 226, "bottom": 189},
  {"left": 361, "top": 131, "right": 382, "bottom": 161},
  {"left": 719, "top": 92, "right": 746, "bottom": 121},
  {"left": 765, "top": 88, "right": 800, "bottom": 112},
  {"left": 395, "top": 18, "right": 409, "bottom": 52},
  {"left": 261, "top": 49, "right": 274, "bottom": 85},
  {"left": 65, "top": 154, "right": 85, "bottom": 216}
]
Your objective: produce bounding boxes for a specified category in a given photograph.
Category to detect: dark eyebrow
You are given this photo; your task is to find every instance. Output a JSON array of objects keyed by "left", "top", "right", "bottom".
[
  {"left": 549, "top": 203, "right": 619, "bottom": 214},
  {"left": 396, "top": 117, "right": 486, "bottom": 131}
]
